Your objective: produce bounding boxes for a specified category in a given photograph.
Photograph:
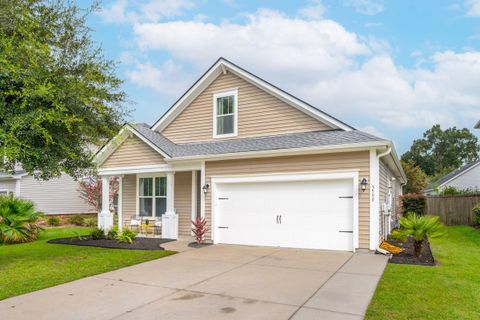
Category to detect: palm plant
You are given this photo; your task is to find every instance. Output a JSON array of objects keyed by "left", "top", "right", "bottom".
[
  {"left": 392, "top": 213, "right": 444, "bottom": 257},
  {"left": 0, "top": 195, "right": 43, "bottom": 244}
]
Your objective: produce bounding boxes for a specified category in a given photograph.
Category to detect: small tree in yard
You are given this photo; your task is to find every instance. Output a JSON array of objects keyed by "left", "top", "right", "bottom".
[
  {"left": 192, "top": 217, "right": 209, "bottom": 244},
  {"left": 392, "top": 214, "right": 444, "bottom": 257},
  {"left": 401, "top": 160, "right": 428, "bottom": 194},
  {"left": 78, "top": 176, "right": 118, "bottom": 211}
]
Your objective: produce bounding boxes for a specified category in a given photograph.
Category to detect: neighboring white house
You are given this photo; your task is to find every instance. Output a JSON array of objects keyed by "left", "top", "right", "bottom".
[
  {"left": 0, "top": 170, "right": 95, "bottom": 215},
  {"left": 425, "top": 160, "right": 480, "bottom": 194}
]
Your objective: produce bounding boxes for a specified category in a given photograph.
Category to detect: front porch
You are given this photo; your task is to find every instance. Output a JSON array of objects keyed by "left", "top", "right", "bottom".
[{"left": 97, "top": 168, "right": 202, "bottom": 240}]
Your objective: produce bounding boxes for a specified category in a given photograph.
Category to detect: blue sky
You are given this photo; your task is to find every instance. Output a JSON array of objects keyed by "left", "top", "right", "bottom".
[{"left": 88, "top": 0, "right": 480, "bottom": 154}]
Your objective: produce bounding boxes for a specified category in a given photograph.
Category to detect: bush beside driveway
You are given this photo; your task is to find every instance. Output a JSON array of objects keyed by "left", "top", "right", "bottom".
[
  {"left": 366, "top": 226, "right": 480, "bottom": 320},
  {"left": 0, "top": 227, "right": 175, "bottom": 300}
]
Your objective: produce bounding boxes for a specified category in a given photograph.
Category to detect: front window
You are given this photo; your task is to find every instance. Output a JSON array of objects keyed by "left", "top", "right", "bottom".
[
  {"left": 139, "top": 177, "right": 166, "bottom": 218},
  {"left": 214, "top": 90, "right": 237, "bottom": 137}
]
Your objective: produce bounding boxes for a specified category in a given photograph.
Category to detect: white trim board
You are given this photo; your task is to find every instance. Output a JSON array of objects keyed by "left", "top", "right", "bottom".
[
  {"left": 151, "top": 58, "right": 353, "bottom": 132},
  {"left": 210, "top": 170, "right": 359, "bottom": 251}
]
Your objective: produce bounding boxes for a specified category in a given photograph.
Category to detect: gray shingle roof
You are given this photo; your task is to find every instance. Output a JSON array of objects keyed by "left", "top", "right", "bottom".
[
  {"left": 132, "top": 124, "right": 385, "bottom": 158},
  {"left": 433, "top": 159, "right": 480, "bottom": 187}
]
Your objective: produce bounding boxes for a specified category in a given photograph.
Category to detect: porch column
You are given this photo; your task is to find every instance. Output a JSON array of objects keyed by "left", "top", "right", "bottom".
[
  {"left": 118, "top": 176, "right": 123, "bottom": 232},
  {"left": 98, "top": 175, "right": 113, "bottom": 230},
  {"left": 162, "top": 172, "right": 178, "bottom": 239},
  {"left": 166, "top": 172, "right": 175, "bottom": 214}
]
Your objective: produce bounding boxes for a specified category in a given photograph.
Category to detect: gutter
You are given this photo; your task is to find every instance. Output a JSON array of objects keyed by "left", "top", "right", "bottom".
[{"left": 376, "top": 147, "right": 392, "bottom": 254}]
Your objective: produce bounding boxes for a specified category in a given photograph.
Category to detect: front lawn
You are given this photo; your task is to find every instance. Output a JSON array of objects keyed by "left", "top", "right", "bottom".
[
  {"left": 0, "top": 227, "right": 175, "bottom": 300},
  {"left": 366, "top": 226, "right": 480, "bottom": 320}
]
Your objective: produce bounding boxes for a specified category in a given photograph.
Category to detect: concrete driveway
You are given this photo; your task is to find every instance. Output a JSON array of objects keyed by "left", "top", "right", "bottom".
[{"left": 0, "top": 243, "right": 388, "bottom": 320}]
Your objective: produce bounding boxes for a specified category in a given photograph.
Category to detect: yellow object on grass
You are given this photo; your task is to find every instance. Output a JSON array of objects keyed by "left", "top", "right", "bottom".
[{"left": 380, "top": 241, "right": 403, "bottom": 254}]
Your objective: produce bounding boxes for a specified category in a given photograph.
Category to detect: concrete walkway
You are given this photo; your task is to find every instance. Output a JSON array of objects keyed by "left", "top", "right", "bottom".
[{"left": 0, "top": 244, "right": 388, "bottom": 320}]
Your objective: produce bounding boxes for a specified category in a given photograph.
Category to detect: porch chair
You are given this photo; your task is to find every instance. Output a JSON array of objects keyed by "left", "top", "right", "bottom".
[
  {"left": 129, "top": 219, "right": 140, "bottom": 233},
  {"left": 153, "top": 220, "right": 162, "bottom": 237}
]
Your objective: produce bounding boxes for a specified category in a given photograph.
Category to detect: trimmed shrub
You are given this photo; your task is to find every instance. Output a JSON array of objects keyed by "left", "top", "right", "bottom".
[
  {"left": 84, "top": 218, "right": 96, "bottom": 227},
  {"left": 0, "top": 195, "right": 43, "bottom": 244},
  {"left": 106, "top": 226, "right": 118, "bottom": 240},
  {"left": 473, "top": 203, "right": 480, "bottom": 226},
  {"left": 47, "top": 216, "right": 61, "bottom": 226},
  {"left": 391, "top": 214, "right": 444, "bottom": 257},
  {"left": 90, "top": 228, "right": 105, "bottom": 240},
  {"left": 68, "top": 215, "right": 85, "bottom": 226},
  {"left": 116, "top": 229, "right": 136, "bottom": 244},
  {"left": 401, "top": 193, "right": 427, "bottom": 216}
]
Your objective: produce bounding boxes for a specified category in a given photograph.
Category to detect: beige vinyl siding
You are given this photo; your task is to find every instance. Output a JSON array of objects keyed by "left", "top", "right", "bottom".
[
  {"left": 205, "top": 151, "right": 371, "bottom": 248},
  {"left": 161, "top": 72, "right": 332, "bottom": 143},
  {"left": 121, "top": 174, "right": 136, "bottom": 224},
  {"left": 379, "top": 161, "right": 389, "bottom": 239},
  {"left": 102, "top": 136, "right": 165, "bottom": 169},
  {"left": 175, "top": 172, "right": 193, "bottom": 237},
  {"left": 379, "top": 160, "right": 403, "bottom": 238},
  {"left": 20, "top": 174, "right": 95, "bottom": 214}
]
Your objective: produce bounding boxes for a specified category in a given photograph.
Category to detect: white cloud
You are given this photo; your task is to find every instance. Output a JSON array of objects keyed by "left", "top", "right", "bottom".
[
  {"left": 466, "top": 0, "right": 480, "bottom": 16},
  {"left": 127, "top": 60, "right": 191, "bottom": 96},
  {"left": 126, "top": 8, "right": 480, "bottom": 129},
  {"left": 97, "top": 0, "right": 129, "bottom": 24},
  {"left": 139, "top": 0, "right": 195, "bottom": 21},
  {"left": 98, "top": 0, "right": 195, "bottom": 24},
  {"left": 344, "top": 0, "right": 384, "bottom": 16},
  {"left": 358, "top": 126, "right": 387, "bottom": 138},
  {"left": 298, "top": 0, "right": 327, "bottom": 20}
]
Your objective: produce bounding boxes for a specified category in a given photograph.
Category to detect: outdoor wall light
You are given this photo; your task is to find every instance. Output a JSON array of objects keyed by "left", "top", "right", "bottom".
[
  {"left": 360, "top": 178, "right": 368, "bottom": 192},
  {"left": 202, "top": 183, "right": 210, "bottom": 194}
]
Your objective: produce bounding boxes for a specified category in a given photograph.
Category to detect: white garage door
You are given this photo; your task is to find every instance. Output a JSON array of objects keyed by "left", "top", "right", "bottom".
[{"left": 214, "top": 178, "right": 354, "bottom": 251}]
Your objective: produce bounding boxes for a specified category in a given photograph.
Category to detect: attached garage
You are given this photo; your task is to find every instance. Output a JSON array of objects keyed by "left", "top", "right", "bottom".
[{"left": 211, "top": 172, "right": 359, "bottom": 251}]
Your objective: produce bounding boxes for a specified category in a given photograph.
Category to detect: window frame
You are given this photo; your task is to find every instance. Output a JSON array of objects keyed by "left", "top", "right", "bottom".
[
  {"left": 213, "top": 89, "right": 238, "bottom": 138},
  {"left": 0, "top": 189, "right": 11, "bottom": 196},
  {"left": 136, "top": 174, "right": 167, "bottom": 219}
]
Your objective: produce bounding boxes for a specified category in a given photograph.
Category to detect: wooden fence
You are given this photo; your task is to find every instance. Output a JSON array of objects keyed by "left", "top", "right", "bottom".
[{"left": 426, "top": 195, "right": 480, "bottom": 225}]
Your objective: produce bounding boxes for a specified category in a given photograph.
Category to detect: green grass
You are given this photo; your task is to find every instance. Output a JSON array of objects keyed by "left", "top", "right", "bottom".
[
  {"left": 366, "top": 226, "right": 480, "bottom": 320},
  {"left": 0, "top": 227, "right": 175, "bottom": 300}
]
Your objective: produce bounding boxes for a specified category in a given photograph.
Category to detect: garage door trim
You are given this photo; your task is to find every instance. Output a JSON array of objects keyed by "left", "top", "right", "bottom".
[{"left": 211, "top": 171, "right": 359, "bottom": 251}]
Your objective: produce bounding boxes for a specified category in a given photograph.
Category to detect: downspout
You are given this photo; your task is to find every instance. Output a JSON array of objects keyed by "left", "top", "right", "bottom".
[{"left": 376, "top": 147, "right": 392, "bottom": 255}]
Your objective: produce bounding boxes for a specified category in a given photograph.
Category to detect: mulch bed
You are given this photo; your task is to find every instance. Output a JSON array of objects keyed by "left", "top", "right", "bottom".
[
  {"left": 48, "top": 236, "right": 175, "bottom": 250},
  {"left": 387, "top": 237, "right": 436, "bottom": 266}
]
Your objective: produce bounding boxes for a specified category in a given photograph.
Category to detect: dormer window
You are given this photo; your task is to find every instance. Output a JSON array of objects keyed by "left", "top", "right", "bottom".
[{"left": 213, "top": 89, "right": 237, "bottom": 138}]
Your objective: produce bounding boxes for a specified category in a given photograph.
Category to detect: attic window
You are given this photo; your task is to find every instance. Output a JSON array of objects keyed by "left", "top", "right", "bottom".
[{"left": 213, "top": 90, "right": 237, "bottom": 138}]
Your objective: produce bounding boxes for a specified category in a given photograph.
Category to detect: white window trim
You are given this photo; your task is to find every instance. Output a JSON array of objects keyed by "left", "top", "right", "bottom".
[
  {"left": 136, "top": 173, "right": 167, "bottom": 219},
  {"left": 0, "top": 189, "right": 11, "bottom": 195},
  {"left": 213, "top": 89, "right": 238, "bottom": 138}
]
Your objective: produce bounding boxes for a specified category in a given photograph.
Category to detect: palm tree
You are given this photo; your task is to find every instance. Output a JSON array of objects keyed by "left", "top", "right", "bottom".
[
  {"left": 0, "top": 195, "right": 43, "bottom": 244},
  {"left": 392, "top": 214, "right": 444, "bottom": 257}
]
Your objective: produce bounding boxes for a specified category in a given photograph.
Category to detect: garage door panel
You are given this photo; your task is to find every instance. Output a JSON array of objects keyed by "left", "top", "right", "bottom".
[{"left": 214, "top": 178, "right": 354, "bottom": 251}]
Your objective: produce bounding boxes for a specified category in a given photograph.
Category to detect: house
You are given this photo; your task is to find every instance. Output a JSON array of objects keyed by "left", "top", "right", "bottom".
[
  {"left": 0, "top": 170, "right": 95, "bottom": 215},
  {"left": 475, "top": 120, "right": 480, "bottom": 129},
  {"left": 425, "top": 160, "right": 480, "bottom": 194},
  {"left": 94, "top": 58, "right": 406, "bottom": 252}
]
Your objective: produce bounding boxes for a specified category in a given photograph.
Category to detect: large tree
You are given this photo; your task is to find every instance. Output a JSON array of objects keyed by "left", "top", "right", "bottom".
[
  {"left": 0, "top": 0, "right": 128, "bottom": 180},
  {"left": 402, "top": 125, "right": 479, "bottom": 176}
]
